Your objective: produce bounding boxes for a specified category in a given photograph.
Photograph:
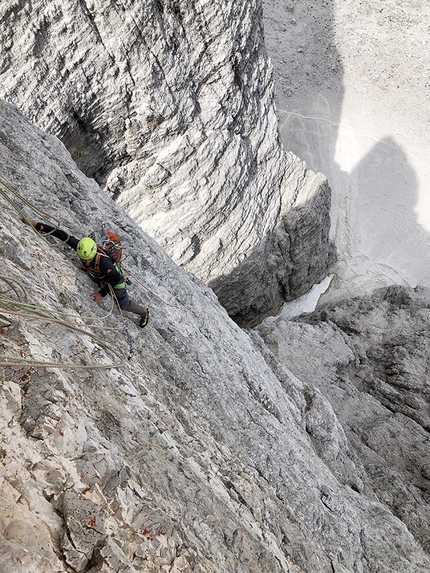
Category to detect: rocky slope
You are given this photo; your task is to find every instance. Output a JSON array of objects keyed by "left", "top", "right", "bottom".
[
  {"left": 0, "top": 0, "right": 334, "bottom": 323},
  {"left": 258, "top": 285, "right": 430, "bottom": 556},
  {"left": 1, "top": 101, "right": 430, "bottom": 572}
]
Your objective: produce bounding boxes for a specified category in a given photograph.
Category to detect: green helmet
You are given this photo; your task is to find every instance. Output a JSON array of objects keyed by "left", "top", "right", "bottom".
[{"left": 77, "top": 237, "right": 97, "bottom": 260}]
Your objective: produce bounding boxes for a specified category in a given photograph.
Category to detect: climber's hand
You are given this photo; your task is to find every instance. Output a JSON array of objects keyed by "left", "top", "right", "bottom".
[
  {"left": 91, "top": 292, "right": 103, "bottom": 305},
  {"left": 22, "top": 218, "right": 36, "bottom": 227}
]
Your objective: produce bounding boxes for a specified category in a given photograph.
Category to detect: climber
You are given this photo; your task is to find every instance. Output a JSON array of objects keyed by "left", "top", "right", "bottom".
[{"left": 25, "top": 220, "right": 149, "bottom": 327}]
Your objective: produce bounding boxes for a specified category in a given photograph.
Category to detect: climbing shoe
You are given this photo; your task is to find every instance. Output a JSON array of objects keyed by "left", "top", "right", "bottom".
[{"left": 139, "top": 309, "right": 149, "bottom": 328}]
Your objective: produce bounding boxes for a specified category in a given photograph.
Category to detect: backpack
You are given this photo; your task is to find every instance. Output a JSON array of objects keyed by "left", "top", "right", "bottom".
[
  {"left": 102, "top": 229, "right": 123, "bottom": 264},
  {"left": 89, "top": 229, "right": 124, "bottom": 264},
  {"left": 85, "top": 229, "right": 124, "bottom": 282}
]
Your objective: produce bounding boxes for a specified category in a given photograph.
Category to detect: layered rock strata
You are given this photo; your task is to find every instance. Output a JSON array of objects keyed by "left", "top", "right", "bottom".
[
  {"left": 0, "top": 0, "right": 334, "bottom": 323},
  {"left": 0, "top": 101, "right": 429, "bottom": 572}
]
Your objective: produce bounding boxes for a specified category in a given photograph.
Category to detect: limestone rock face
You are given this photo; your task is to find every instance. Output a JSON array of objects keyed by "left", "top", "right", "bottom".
[
  {"left": 257, "top": 285, "right": 430, "bottom": 559},
  {"left": 1, "top": 102, "right": 430, "bottom": 573},
  {"left": 0, "top": 0, "right": 334, "bottom": 322}
]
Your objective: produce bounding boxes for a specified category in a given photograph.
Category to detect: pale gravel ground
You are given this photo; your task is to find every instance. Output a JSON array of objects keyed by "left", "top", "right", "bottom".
[{"left": 262, "top": 0, "right": 430, "bottom": 303}]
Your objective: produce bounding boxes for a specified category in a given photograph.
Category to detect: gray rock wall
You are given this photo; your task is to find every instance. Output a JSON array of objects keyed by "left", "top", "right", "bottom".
[
  {"left": 0, "top": 101, "right": 429, "bottom": 573},
  {"left": 257, "top": 285, "right": 430, "bottom": 560},
  {"left": 0, "top": 0, "right": 334, "bottom": 323}
]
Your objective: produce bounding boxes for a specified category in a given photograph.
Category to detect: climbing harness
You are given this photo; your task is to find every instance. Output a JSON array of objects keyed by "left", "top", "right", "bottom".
[
  {"left": 88, "top": 229, "right": 178, "bottom": 309},
  {"left": 82, "top": 252, "right": 127, "bottom": 298},
  {"left": 85, "top": 229, "right": 127, "bottom": 291},
  {"left": 88, "top": 228, "right": 178, "bottom": 309}
]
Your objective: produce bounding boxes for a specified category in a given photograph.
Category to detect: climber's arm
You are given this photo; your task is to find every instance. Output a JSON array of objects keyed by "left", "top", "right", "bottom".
[{"left": 31, "top": 221, "right": 80, "bottom": 250}]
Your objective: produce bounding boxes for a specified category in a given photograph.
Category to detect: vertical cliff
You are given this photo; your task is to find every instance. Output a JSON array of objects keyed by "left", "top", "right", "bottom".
[{"left": 0, "top": 0, "right": 334, "bottom": 323}]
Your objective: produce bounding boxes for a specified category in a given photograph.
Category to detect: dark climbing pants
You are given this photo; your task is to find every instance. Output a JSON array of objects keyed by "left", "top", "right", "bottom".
[{"left": 114, "top": 288, "right": 147, "bottom": 318}]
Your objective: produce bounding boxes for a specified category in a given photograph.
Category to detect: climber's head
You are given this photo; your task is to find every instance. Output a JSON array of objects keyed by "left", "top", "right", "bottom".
[{"left": 77, "top": 237, "right": 97, "bottom": 261}]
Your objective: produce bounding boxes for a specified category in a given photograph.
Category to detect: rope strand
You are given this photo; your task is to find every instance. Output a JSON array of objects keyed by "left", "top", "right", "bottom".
[
  {"left": 0, "top": 175, "right": 61, "bottom": 229},
  {"left": 122, "top": 265, "right": 179, "bottom": 309},
  {"left": 0, "top": 280, "right": 127, "bottom": 369}
]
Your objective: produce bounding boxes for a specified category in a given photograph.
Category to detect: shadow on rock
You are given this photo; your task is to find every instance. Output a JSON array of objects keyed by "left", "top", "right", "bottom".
[{"left": 210, "top": 175, "right": 337, "bottom": 327}]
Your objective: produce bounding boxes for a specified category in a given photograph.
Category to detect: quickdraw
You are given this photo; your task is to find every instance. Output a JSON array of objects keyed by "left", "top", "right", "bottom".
[{"left": 123, "top": 324, "right": 135, "bottom": 360}]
